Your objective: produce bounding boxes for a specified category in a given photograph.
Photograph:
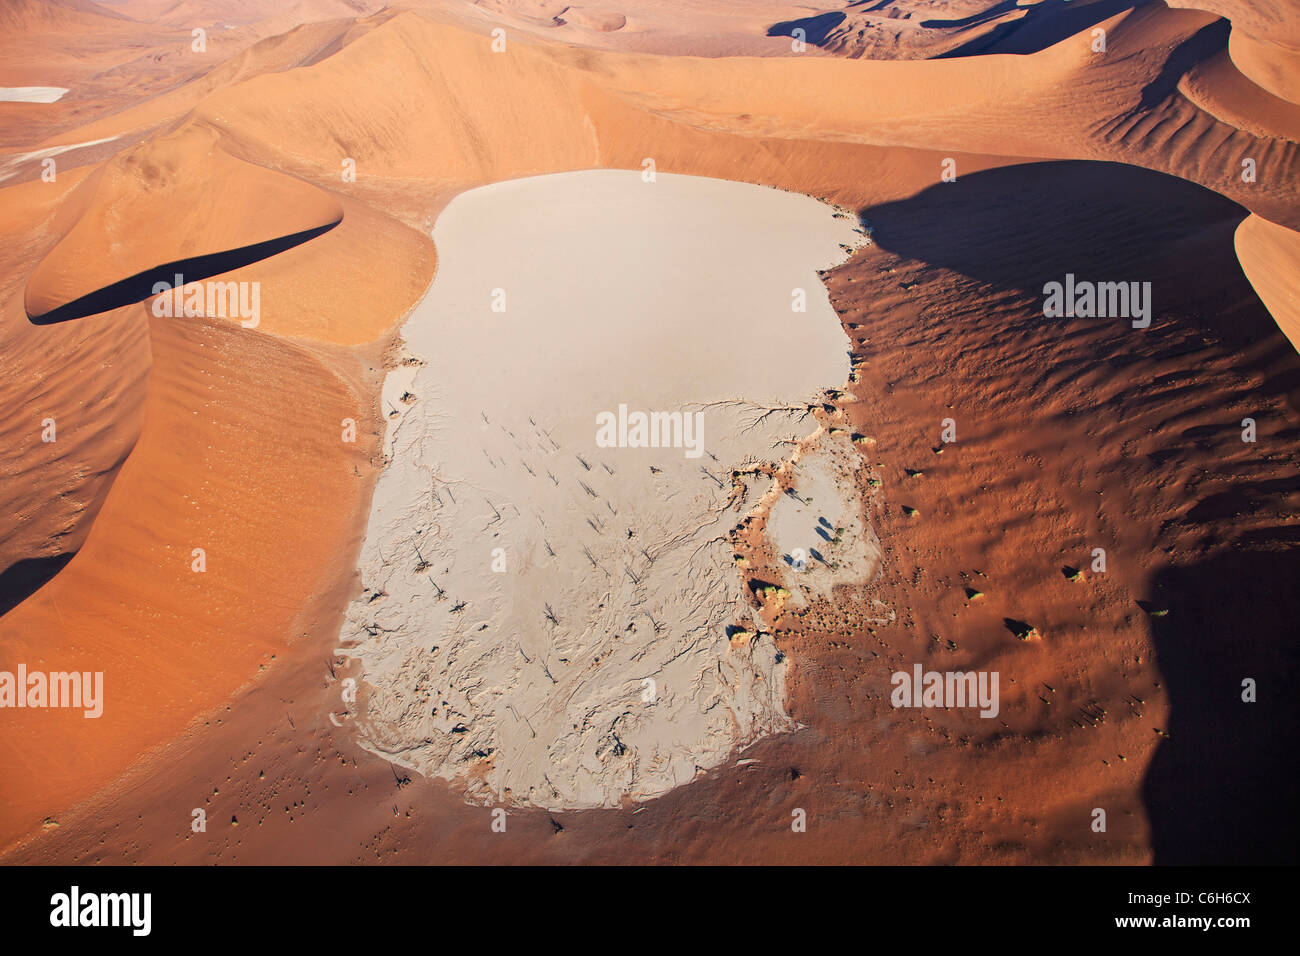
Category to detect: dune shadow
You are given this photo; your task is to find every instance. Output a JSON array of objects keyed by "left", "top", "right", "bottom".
[
  {"left": 1137, "top": 17, "right": 1229, "bottom": 108},
  {"left": 767, "top": 10, "right": 846, "bottom": 45},
  {"left": 859, "top": 160, "right": 1300, "bottom": 404},
  {"left": 1142, "top": 551, "right": 1300, "bottom": 863},
  {"left": 921, "top": 0, "right": 1023, "bottom": 31},
  {"left": 27, "top": 220, "right": 340, "bottom": 325},
  {"left": 937, "top": 0, "right": 1149, "bottom": 58},
  {"left": 859, "top": 158, "right": 1300, "bottom": 862},
  {"left": 861, "top": 160, "right": 1253, "bottom": 303},
  {"left": 768, "top": 0, "right": 1147, "bottom": 58},
  {"left": 0, "top": 553, "right": 75, "bottom": 617}
]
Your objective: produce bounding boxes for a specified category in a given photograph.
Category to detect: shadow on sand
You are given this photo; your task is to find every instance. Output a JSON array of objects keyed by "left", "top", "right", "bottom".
[
  {"left": 1143, "top": 552, "right": 1300, "bottom": 863},
  {"left": 27, "top": 220, "right": 339, "bottom": 325},
  {"left": 768, "top": 0, "right": 1147, "bottom": 58},
  {"left": 0, "top": 553, "right": 75, "bottom": 617},
  {"left": 859, "top": 159, "right": 1300, "bottom": 862}
]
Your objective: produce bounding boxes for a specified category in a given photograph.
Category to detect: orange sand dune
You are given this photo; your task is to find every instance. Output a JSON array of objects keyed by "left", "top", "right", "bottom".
[
  {"left": 423, "top": 0, "right": 819, "bottom": 56},
  {"left": 171, "top": 5, "right": 1299, "bottom": 344},
  {"left": 767, "top": 0, "right": 1027, "bottom": 59},
  {"left": 1236, "top": 213, "right": 1300, "bottom": 347},
  {"left": 24, "top": 125, "right": 344, "bottom": 321},
  {"left": 764, "top": 0, "right": 1172, "bottom": 61},
  {"left": 0, "top": 168, "right": 148, "bottom": 596},
  {"left": 0, "top": 1, "right": 151, "bottom": 113},
  {"left": 29, "top": 17, "right": 373, "bottom": 152},
  {"left": 575, "top": 4, "right": 1299, "bottom": 226},
  {"left": 1181, "top": 47, "right": 1300, "bottom": 141},
  {"left": 187, "top": 191, "right": 433, "bottom": 344},
  {"left": 170, "top": 6, "right": 1298, "bottom": 230},
  {"left": 190, "top": 12, "right": 605, "bottom": 186},
  {"left": 0, "top": 0, "right": 130, "bottom": 35},
  {"left": 0, "top": 4, "right": 255, "bottom": 152},
  {"left": 0, "top": 102, "right": 1009, "bottom": 853},
  {"left": 1, "top": 151, "right": 427, "bottom": 851},
  {"left": 1169, "top": 1, "right": 1300, "bottom": 103},
  {"left": 2, "top": 0, "right": 1298, "bottom": 861},
  {"left": 9, "top": 157, "right": 1297, "bottom": 865},
  {"left": 116, "top": 0, "right": 382, "bottom": 29},
  {"left": 0, "top": 311, "right": 381, "bottom": 849}
]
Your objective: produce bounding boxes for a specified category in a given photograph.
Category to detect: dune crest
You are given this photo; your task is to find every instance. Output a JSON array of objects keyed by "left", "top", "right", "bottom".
[
  {"left": 0, "top": 312, "right": 378, "bottom": 851},
  {"left": 24, "top": 126, "right": 343, "bottom": 322},
  {"left": 1168, "top": 0, "right": 1300, "bottom": 103},
  {"left": 1236, "top": 213, "right": 1300, "bottom": 349}
]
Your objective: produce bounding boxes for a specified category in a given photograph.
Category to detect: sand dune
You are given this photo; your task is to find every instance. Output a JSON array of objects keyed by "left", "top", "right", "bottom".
[
  {"left": 0, "top": 312, "right": 380, "bottom": 850},
  {"left": 118, "top": 0, "right": 381, "bottom": 28},
  {"left": 767, "top": 1, "right": 1023, "bottom": 59},
  {"left": 0, "top": 0, "right": 129, "bottom": 35},
  {"left": 0, "top": 26, "right": 247, "bottom": 171},
  {"left": 1181, "top": 47, "right": 1300, "bottom": 141},
  {"left": 24, "top": 125, "right": 344, "bottom": 321},
  {"left": 580, "top": 4, "right": 1298, "bottom": 225},
  {"left": 12, "top": 154, "right": 1296, "bottom": 867},
  {"left": 165, "top": 7, "right": 1299, "bottom": 240},
  {"left": 430, "top": 0, "right": 816, "bottom": 55},
  {"left": 0, "top": 168, "right": 148, "bottom": 612},
  {"left": 767, "top": 0, "right": 1151, "bottom": 60},
  {"left": 1169, "top": 0, "right": 1300, "bottom": 103},
  {"left": 0, "top": 137, "right": 120, "bottom": 185},
  {"left": 27, "top": 18, "right": 368, "bottom": 153},
  {"left": 1, "top": 0, "right": 1297, "bottom": 863},
  {"left": 1235, "top": 212, "right": 1300, "bottom": 348}
]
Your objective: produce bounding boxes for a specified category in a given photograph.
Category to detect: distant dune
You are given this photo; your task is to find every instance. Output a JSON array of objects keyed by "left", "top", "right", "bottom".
[
  {"left": 1169, "top": 0, "right": 1300, "bottom": 102},
  {"left": 0, "top": 0, "right": 129, "bottom": 35}
]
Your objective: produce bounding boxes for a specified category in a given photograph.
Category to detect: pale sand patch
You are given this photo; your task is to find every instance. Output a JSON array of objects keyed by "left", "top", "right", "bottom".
[
  {"left": 767, "top": 429, "right": 881, "bottom": 609},
  {"left": 0, "top": 87, "right": 69, "bottom": 103},
  {"left": 0, "top": 137, "right": 119, "bottom": 184},
  {"left": 340, "top": 169, "right": 867, "bottom": 810}
]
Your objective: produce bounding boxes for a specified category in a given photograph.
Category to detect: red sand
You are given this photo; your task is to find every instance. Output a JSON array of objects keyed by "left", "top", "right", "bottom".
[{"left": 1, "top": 0, "right": 1297, "bottom": 863}]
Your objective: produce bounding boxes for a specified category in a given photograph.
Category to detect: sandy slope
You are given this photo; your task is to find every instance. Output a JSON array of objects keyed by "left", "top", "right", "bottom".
[
  {"left": 163, "top": 6, "right": 1299, "bottom": 247},
  {"left": 0, "top": 311, "right": 382, "bottom": 847},
  {"left": 1169, "top": 0, "right": 1300, "bottom": 103},
  {"left": 0, "top": 169, "right": 148, "bottom": 599},
  {"left": 12, "top": 156, "right": 1295, "bottom": 867},
  {"left": 1, "top": 0, "right": 1297, "bottom": 861},
  {"left": 1236, "top": 213, "right": 1300, "bottom": 348},
  {"left": 1181, "top": 47, "right": 1300, "bottom": 141},
  {"left": 24, "top": 125, "right": 344, "bottom": 320},
  {"left": 15, "top": 17, "right": 370, "bottom": 156}
]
